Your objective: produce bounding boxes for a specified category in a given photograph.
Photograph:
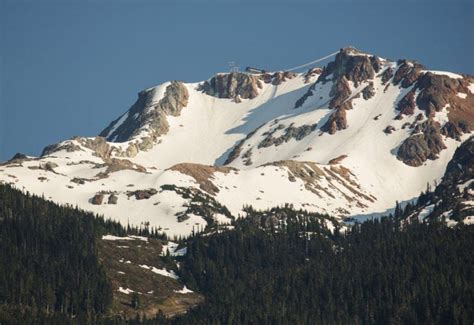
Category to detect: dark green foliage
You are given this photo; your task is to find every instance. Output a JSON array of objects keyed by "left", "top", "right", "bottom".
[
  {"left": 0, "top": 184, "right": 121, "bottom": 322},
  {"left": 131, "top": 292, "right": 141, "bottom": 310},
  {"left": 1, "top": 183, "right": 472, "bottom": 324},
  {"left": 168, "top": 212, "right": 474, "bottom": 324}
]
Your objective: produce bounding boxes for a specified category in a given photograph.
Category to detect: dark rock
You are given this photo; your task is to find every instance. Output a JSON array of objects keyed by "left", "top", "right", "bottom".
[
  {"left": 44, "top": 162, "right": 57, "bottom": 170},
  {"left": 392, "top": 60, "right": 424, "bottom": 88},
  {"left": 370, "top": 56, "right": 382, "bottom": 73},
  {"left": 321, "top": 108, "right": 348, "bottom": 134},
  {"left": 129, "top": 189, "right": 158, "bottom": 200},
  {"left": 381, "top": 67, "right": 394, "bottom": 85},
  {"left": 41, "top": 141, "right": 82, "bottom": 157},
  {"left": 304, "top": 67, "right": 323, "bottom": 83},
  {"left": 396, "top": 89, "right": 416, "bottom": 116},
  {"left": 11, "top": 153, "right": 28, "bottom": 161},
  {"left": 71, "top": 178, "right": 87, "bottom": 185},
  {"left": 270, "top": 71, "right": 297, "bottom": 85},
  {"left": 294, "top": 82, "right": 317, "bottom": 108},
  {"left": 258, "top": 123, "right": 318, "bottom": 148},
  {"left": 441, "top": 121, "right": 463, "bottom": 141},
  {"left": 108, "top": 194, "right": 118, "bottom": 204},
  {"left": 384, "top": 126, "right": 396, "bottom": 134},
  {"left": 329, "top": 76, "right": 352, "bottom": 109},
  {"left": 224, "top": 126, "right": 262, "bottom": 165},
  {"left": 198, "top": 72, "right": 262, "bottom": 100},
  {"left": 397, "top": 120, "right": 446, "bottom": 166},
  {"left": 416, "top": 72, "right": 460, "bottom": 117},
  {"left": 92, "top": 194, "right": 104, "bottom": 205},
  {"left": 320, "top": 47, "right": 376, "bottom": 87},
  {"left": 98, "top": 81, "right": 189, "bottom": 155},
  {"left": 362, "top": 82, "right": 375, "bottom": 100}
]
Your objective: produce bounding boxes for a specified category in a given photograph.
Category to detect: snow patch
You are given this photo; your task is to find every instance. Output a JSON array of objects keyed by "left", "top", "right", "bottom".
[
  {"left": 423, "top": 70, "right": 463, "bottom": 79},
  {"left": 174, "top": 285, "right": 193, "bottom": 294},
  {"left": 139, "top": 264, "right": 179, "bottom": 279},
  {"left": 118, "top": 287, "right": 134, "bottom": 295}
]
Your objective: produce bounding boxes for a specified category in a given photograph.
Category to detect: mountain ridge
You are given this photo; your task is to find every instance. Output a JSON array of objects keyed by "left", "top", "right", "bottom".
[{"left": 1, "top": 46, "right": 473, "bottom": 236}]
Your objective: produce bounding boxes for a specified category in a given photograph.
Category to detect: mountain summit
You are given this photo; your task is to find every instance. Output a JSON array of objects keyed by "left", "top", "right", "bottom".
[{"left": 2, "top": 47, "right": 473, "bottom": 236}]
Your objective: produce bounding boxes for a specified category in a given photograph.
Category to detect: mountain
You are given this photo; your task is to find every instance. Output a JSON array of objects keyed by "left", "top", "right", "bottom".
[
  {"left": 1, "top": 47, "right": 473, "bottom": 237},
  {"left": 399, "top": 135, "right": 474, "bottom": 225}
]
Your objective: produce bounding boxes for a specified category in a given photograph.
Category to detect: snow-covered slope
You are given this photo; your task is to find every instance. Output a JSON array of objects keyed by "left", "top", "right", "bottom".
[{"left": 1, "top": 47, "right": 473, "bottom": 237}]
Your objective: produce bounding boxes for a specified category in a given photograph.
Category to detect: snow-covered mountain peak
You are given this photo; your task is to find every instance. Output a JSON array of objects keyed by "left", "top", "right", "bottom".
[{"left": 2, "top": 47, "right": 473, "bottom": 237}]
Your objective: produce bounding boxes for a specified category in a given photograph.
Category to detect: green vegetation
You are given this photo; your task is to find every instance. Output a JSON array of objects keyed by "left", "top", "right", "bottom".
[{"left": 0, "top": 184, "right": 472, "bottom": 324}]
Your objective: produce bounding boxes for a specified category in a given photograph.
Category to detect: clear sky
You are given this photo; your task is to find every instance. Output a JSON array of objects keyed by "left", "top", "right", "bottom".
[{"left": 1, "top": 0, "right": 473, "bottom": 161}]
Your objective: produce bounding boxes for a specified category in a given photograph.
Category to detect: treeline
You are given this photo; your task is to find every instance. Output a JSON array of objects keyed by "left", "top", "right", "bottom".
[{"left": 166, "top": 210, "right": 474, "bottom": 324}]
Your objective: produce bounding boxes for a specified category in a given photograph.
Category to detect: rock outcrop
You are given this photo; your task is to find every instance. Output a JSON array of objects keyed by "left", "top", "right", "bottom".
[
  {"left": 258, "top": 123, "right": 318, "bottom": 148},
  {"left": 321, "top": 107, "right": 348, "bottom": 135},
  {"left": 392, "top": 60, "right": 425, "bottom": 88},
  {"left": 198, "top": 72, "right": 262, "bottom": 101},
  {"left": 108, "top": 194, "right": 118, "bottom": 204},
  {"left": 168, "top": 163, "right": 236, "bottom": 195},
  {"left": 128, "top": 189, "right": 158, "bottom": 200},
  {"left": 397, "top": 120, "right": 447, "bottom": 166},
  {"left": 100, "top": 81, "right": 189, "bottom": 144},
  {"left": 317, "top": 48, "right": 380, "bottom": 134},
  {"left": 92, "top": 193, "right": 104, "bottom": 205},
  {"left": 396, "top": 89, "right": 417, "bottom": 118}
]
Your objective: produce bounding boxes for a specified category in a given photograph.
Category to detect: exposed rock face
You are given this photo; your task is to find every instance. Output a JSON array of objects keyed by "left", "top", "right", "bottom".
[
  {"left": 294, "top": 82, "right": 317, "bottom": 108},
  {"left": 392, "top": 60, "right": 425, "bottom": 88},
  {"left": 393, "top": 72, "right": 473, "bottom": 151},
  {"left": 415, "top": 74, "right": 474, "bottom": 135},
  {"left": 383, "top": 125, "right": 396, "bottom": 134},
  {"left": 431, "top": 136, "right": 474, "bottom": 221},
  {"left": 381, "top": 66, "right": 393, "bottom": 85},
  {"left": 42, "top": 141, "right": 82, "bottom": 157},
  {"left": 102, "top": 158, "right": 147, "bottom": 175},
  {"left": 304, "top": 67, "right": 323, "bottom": 83},
  {"left": 108, "top": 194, "right": 118, "bottom": 204},
  {"left": 316, "top": 48, "right": 381, "bottom": 134},
  {"left": 224, "top": 127, "right": 261, "bottom": 165},
  {"left": 441, "top": 121, "right": 464, "bottom": 141},
  {"left": 263, "top": 160, "right": 375, "bottom": 207},
  {"left": 362, "top": 82, "right": 375, "bottom": 100},
  {"left": 328, "top": 155, "right": 348, "bottom": 165},
  {"left": 328, "top": 76, "right": 352, "bottom": 109},
  {"left": 128, "top": 189, "right": 158, "bottom": 200},
  {"left": 319, "top": 48, "right": 378, "bottom": 87},
  {"left": 92, "top": 194, "right": 104, "bottom": 205},
  {"left": 7, "top": 153, "right": 29, "bottom": 164},
  {"left": 42, "top": 82, "right": 190, "bottom": 160},
  {"left": 168, "top": 163, "right": 237, "bottom": 195},
  {"left": 399, "top": 137, "right": 474, "bottom": 224},
  {"left": 321, "top": 107, "right": 347, "bottom": 135},
  {"left": 416, "top": 72, "right": 460, "bottom": 117},
  {"left": 198, "top": 72, "right": 262, "bottom": 101},
  {"left": 80, "top": 137, "right": 114, "bottom": 159},
  {"left": 266, "top": 71, "right": 297, "bottom": 85},
  {"left": 397, "top": 120, "right": 447, "bottom": 166},
  {"left": 258, "top": 123, "right": 318, "bottom": 148},
  {"left": 100, "top": 81, "right": 189, "bottom": 144},
  {"left": 396, "top": 89, "right": 417, "bottom": 117},
  {"left": 441, "top": 136, "right": 474, "bottom": 189},
  {"left": 296, "top": 47, "right": 378, "bottom": 113}
]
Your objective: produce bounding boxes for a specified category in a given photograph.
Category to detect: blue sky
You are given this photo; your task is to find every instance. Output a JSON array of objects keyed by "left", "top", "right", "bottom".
[{"left": 1, "top": 0, "right": 473, "bottom": 160}]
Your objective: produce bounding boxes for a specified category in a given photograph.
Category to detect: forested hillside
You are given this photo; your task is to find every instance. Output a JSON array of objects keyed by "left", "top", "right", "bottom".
[
  {"left": 0, "top": 184, "right": 126, "bottom": 323},
  {"left": 169, "top": 211, "right": 474, "bottom": 324},
  {"left": 1, "top": 184, "right": 473, "bottom": 324}
]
